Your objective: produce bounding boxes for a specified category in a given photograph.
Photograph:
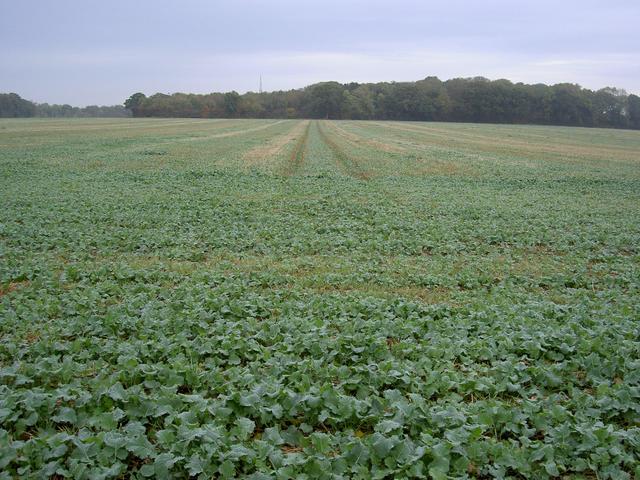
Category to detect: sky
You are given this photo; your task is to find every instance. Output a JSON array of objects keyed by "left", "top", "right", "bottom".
[{"left": 1, "top": 0, "right": 639, "bottom": 106}]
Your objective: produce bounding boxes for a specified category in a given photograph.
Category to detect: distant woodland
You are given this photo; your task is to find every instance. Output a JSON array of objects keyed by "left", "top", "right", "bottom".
[
  {"left": 3, "top": 76, "right": 640, "bottom": 129},
  {"left": 0, "top": 93, "right": 130, "bottom": 118}
]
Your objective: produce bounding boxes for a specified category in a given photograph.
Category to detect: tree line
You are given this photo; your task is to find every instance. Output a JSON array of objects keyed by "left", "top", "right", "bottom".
[
  {"left": 125, "top": 77, "right": 640, "bottom": 130},
  {"left": 0, "top": 93, "right": 130, "bottom": 118},
  {"left": 3, "top": 77, "right": 639, "bottom": 129}
]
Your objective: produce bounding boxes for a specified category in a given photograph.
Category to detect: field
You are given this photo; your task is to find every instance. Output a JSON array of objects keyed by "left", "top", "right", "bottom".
[{"left": 1, "top": 118, "right": 639, "bottom": 479}]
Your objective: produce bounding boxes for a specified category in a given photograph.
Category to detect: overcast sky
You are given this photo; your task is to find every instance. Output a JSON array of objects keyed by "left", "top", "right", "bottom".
[{"left": 1, "top": 0, "right": 639, "bottom": 106}]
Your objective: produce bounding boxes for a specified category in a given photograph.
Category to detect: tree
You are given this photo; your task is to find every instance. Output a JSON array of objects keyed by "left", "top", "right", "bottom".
[
  {"left": 224, "top": 91, "right": 240, "bottom": 116},
  {"left": 342, "top": 85, "right": 375, "bottom": 119},
  {"left": 628, "top": 94, "right": 640, "bottom": 129},
  {"left": 306, "top": 82, "right": 344, "bottom": 119},
  {"left": 239, "top": 92, "right": 265, "bottom": 118},
  {"left": 550, "top": 84, "right": 594, "bottom": 126},
  {"left": 0, "top": 93, "right": 36, "bottom": 117},
  {"left": 117, "top": 78, "right": 638, "bottom": 129},
  {"left": 124, "top": 92, "right": 147, "bottom": 117},
  {"left": 416, "top": 77, "right": 450, "bottom": 120},
  {"left": 593, "top": 87, "right": 628, "bottom": 128}
]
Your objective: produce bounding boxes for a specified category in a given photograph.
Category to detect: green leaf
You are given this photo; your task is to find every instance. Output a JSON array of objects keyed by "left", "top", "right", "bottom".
[
  {"left": 0, "top": 445, "right": 17, "bottom": 470},
  {"left": 107, "top": 382, "right": 127, "bottom": 402},
  {"left": 376, "top": 419, "right": 402, "bottom": 434},
  {"left": 428, "top": 443, "right": 450, "bottom": 480},
  {"left": 52, "top": 407, "right": 77, "bottom": 424},
  {"left": 235, "top": 417, "right": 255, "bottom": 440},
  {"left": 186, "top": 455, "right": 206, "bottom": 476},
  {"left": 0, "top": 409, "right": 12, "bottom": 423},
  {"left": 219, "top": 460, "right": 236, "bottom": 478},
  {"left": 125, "top": 435, "right": 154, "bottom": 458},
  {"left": 263, "top": 427, "right": 284, "bottom": 445},
  {"left": 372, "top": 434, "right": 395, "bottom": 458},
  {"left": 139, "top": 464, "right": 155, "bottom": 477},
  {"left": 103, "top": 431, "right": 126, "bottom": 449},
  {"left": 544, "top": 460, "right": 559, "bottom": 476},
  {"left": 310, "top": 432, "right": 331, "bottom": 454}
]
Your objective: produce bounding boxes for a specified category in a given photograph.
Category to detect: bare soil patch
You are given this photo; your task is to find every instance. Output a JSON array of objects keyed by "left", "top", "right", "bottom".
[
  {"left": 327, "top": 122, "right": 406, "bottom": 153},
  {"left": 244, "top": 120, "right": 310, "bottom": 167}
]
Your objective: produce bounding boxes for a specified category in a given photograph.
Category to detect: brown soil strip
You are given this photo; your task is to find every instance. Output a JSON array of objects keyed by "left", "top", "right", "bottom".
[
  {"left": 413, "top": 160, "right": 478, "bottom": 177},
  {"left": 244, "top": 120, "right": 310, "bottom": 167},
  {"left": 282, "top": 121, "right": 311, "bottom": 176},
  {"left": 370, "top": 122, "right": 640, "bottom": 162},
  {"left": 317, "top": 121, "right": 371, "bottom": 180},
  {"left": 177, "top": 120, "right": 287, "bottom": 143},
  {"left": 4, "top": 119, "right": 227, "bottom": 133},
  {"left": 0, "top": 281, "right": 29, "bottom": 296},
  {"left": 327, "top": 122, "right": 406, "bottom": 153},
  {"left": 347, "top": 122, "right": 479, "bottom": 176}
]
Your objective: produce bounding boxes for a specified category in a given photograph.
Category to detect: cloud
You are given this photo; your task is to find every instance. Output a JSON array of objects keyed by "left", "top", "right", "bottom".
[{"left": 1, "top": 0, "right": 639, "bottom": 104}]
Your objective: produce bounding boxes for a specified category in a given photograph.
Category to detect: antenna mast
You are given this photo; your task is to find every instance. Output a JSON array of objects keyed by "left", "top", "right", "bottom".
[{"left": 259, "top": 75, "right": 263, "bottom": 94}]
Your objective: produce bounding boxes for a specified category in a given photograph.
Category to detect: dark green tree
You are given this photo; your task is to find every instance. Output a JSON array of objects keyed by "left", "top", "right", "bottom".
[
  {"left": 224, "top": 91, "right": 240, "bottom": 116},
  {"left": 306, "top": 82, "right": 345, "bottom": 119},
  {"left": 0, "top": 93, "right": 36, "bottom": 117},
  {"left": 115, "top": 78, "right": 638, "bottom": 130},
  {"left": 628, "top": 94, "right": 640, "bottom": 129},
  {"left": 124, "top": 92, "right": 147, "bottom": 116}
]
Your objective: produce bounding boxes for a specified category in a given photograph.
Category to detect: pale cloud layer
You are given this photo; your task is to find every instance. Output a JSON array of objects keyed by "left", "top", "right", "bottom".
[{"left": 1, "top": 0, "right": 639, "bottom": 105}]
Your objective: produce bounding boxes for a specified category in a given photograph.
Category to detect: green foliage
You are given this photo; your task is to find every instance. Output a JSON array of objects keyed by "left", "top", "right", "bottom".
[
  {"left": 124, "top": 93, "right": 147, "bottom": 117},
  {"left": 0, "top": 93, "right": 36, "bottom": 118},
  {"left": 0, "top": 93, "right": 129, "bottom": 118},
  {"left": 224, "top": 91, "right": 241, "bottom": 116},
  {"left": 118, "top": 77, "right": 639, "bottom": 129},
  {"left": 307, "top": 82, "right": 346, "bottom": 119},
  {"left": 628, "top": 94, "right": 640, "bottom": 129},
  {"left": 0, "top": 118, "right": 639, "bottom": 478}
]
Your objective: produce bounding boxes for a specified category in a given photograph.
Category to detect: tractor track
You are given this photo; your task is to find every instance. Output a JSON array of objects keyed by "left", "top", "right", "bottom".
[
  {"left": 282, "top": 121, "right": 311, "bottom": 176},
  {"left": 316, "top": 121, "right": 371, "bottom": 180}
]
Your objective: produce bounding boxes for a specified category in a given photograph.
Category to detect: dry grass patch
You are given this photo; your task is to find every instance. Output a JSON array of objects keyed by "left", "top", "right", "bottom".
[
  {"left": 372, "top": 122, "right": 640, "bottom": 164},
  {"left": 328, "top": 122, "right": 406, "bottom": 153},
  {"left": 413, "top": 159, "right": 478, "bottom": 177},
  {"left": 0, "top": 281, "right": 30, "bottom": 296},
  {"left": 281, "top": 121, "right": 311, "bottom": 176},
  {"left": 177, "top": 120, "right": 287, "bottom": 143},
  {"left": 244, "top": 120, "right": 310, "bottom": 168}
]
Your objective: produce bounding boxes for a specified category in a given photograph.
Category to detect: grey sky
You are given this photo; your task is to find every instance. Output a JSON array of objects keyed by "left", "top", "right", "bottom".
[{"left": 1, "top": 0, "right": 639, "bottom": 106}]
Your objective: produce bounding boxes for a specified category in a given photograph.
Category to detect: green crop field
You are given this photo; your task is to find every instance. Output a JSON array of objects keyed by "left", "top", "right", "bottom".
[{"left": 1, "top": 118, "right": 639, "bottom": 479}]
